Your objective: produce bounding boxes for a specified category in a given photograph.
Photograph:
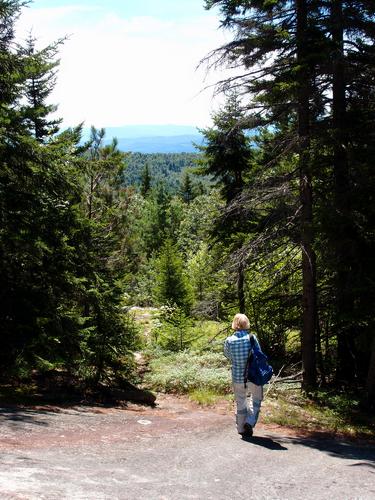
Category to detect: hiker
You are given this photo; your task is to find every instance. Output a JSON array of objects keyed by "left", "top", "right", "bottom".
[{"left": 224, "top": 313, "right": 263, "bottom": 437}]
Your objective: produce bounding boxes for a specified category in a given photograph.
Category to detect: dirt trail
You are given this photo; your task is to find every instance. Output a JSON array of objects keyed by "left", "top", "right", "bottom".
[
  {"left": 0, "top": 394, "right": 374, "bottom": 500},
  {"left": 0, "top": 395, "right": 231, "bottom": 451}
]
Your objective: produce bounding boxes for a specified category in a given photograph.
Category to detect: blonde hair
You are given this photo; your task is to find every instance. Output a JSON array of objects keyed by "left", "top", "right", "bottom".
[{"left": 231, "top": 313, "right": 250, "bottom": 331}]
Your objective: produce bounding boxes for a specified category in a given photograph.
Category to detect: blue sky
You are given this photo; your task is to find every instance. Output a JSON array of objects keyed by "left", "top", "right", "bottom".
[
  {"left": 28, "top": 0, "right": 216, "bottom": 20},
  {"left": 17, "top": 0, "right": 227, "bottom": 129}
]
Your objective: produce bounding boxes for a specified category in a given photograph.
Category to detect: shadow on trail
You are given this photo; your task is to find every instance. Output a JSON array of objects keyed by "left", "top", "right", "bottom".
[
  {"left": 278, "top": 434, "right": 375, "bottom": 466},
  {"left": 349, "top": 462, "right": 375, "bottom": 471},
  {"left": 242, "top": 434, "right": 288, "bottom": 450},
  {"left": 0, "top": 407, "right": 51, "bottom": 427}
]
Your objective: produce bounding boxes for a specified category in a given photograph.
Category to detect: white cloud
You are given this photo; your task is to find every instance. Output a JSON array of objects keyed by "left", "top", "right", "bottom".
[{"left": 16, "top": 5, "right": 230, "bottom": 128}]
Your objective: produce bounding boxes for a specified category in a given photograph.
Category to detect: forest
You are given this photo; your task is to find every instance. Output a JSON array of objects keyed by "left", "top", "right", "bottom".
[
  {"left": 122, "top": 152, "right": 201, "bottom": 190},
  {"left": 0, "top": 0, "right": 375, "bottom": 418}
]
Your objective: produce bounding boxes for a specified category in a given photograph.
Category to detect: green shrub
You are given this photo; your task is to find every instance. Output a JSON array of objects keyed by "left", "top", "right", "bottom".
[
  {"left": 187, "top": 320, "right": 230, "bottom": 352},
  {"left": 143, "top": 351, "right": 231, "bottom": 394},
  {"left": 262, "top": 386, "right": 375, "bottom": 438},
  {"left": 151, "top": 305, "right": 196, "bottom": 351},
  {"left": 189, "top": 388, "right": 225, "bottom": 405}
]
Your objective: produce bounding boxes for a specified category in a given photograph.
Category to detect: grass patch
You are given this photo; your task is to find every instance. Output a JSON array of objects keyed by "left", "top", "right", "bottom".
[
  {"left": 143, "top": 350, "right": 231, "bottom": 394},
  {"left": 263, "top": 385, "right": 375, "bottom": 439},
  {"left": 188, "top": 388, "right": 226, "bottom": 406}
]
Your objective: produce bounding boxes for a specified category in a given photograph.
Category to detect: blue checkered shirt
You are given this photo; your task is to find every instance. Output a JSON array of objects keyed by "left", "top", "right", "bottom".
[{"left": 224, "top": 330, "right": 261, "bottom": 383}]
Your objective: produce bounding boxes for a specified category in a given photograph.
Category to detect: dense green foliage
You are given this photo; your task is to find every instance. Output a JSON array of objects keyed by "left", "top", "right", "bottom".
[
  {"left": 122, "top": 152, "right": 203, "bottom": 192},
  {"left": 1, "top": 0, "right": 374, "bottom": 412},
  {"left": 153, "top": 240, "right": 192, "bottom": 310},
  {"left": 202, "top": 0, "right": 375, "bottom": 404},
  {"left": 0, "top": 1, "right": 137, "bottom": 387}
]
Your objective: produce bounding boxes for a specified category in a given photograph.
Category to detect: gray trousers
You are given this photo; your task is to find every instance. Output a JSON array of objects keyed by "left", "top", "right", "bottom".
[{"left": 233, "top": 382, "right": 263, "bottom": 433}]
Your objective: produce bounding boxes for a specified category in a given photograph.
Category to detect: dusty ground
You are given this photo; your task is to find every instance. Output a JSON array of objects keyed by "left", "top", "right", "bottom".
[{"left": 0, "top": 394, "right": 374, "bottom": 500}]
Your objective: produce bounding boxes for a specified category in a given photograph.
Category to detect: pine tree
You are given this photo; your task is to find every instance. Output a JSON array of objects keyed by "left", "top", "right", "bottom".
[
  {"left": 199, "top": 92, "right": 251, "bottom": 203},
  {"left": 296, "top": 0, "right": 317, "bottom": 387},
  {"left": 139, "top": 181, "right": 172, "bottom": 255},
  {"left": 204, "top": 0, "right": 323, "bottom": 387},
  {"left": 180, "top": 171, "right": 192, "bottom": 204},
  {"left": 198, "top": 93, "right": 253, "bottom": 313},
  {"left": 0, "top": 8, "right": 86, "bottom": 370},
  {"left": 21, "top": 34, "right": 62, "bottom": 141},
  {"left": 78, "top": 126, "right": 136, "bottom": 385},
  {"left": 205, "top": 0, "right": 375, "bottom": 396},
  {"left": 0, "top": 3, "right": 137, "bottom": 386},
  {"left": 324, "top": 1, "right": 375, "bottom": 390},
  {"left": 140, "top": 163, "right": 151, "bottom": 197},
  {"left": 153, "top": 238, "right": 191, "bottom": 310}
]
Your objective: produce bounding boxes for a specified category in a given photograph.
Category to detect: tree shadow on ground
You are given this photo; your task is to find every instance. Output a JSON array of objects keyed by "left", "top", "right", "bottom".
[
  {"left": 0, "top": 378, "right": 156, "bottom": 429},
  {"left": 0, "top": 407, "right": 51, "bottom": 427},
  {"left": 274, "top": 434, "right": 375, "bottom": 465},
  {"left": 0, "top": 376, "right": 156, "bottom": 411}
]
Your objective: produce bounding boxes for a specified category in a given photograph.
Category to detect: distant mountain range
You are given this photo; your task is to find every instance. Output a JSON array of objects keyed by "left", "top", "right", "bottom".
[
  {"left": 114, "top": 134, "right": 203, "bottom": 153},
  {"left": 81, "top": 124, "right": 205, "bottom": 153}
]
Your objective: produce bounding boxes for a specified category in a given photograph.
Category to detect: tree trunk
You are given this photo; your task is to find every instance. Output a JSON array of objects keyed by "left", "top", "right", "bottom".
[
  {"left": 296, "top": 0, "right": 317, "bottom": 389},
  {"left": 331, "top": 0, "right": 356, "bottom": 383},
  {"left": 316, "top": 317, "right": 326, "bottom": 385},
  {"left": 366, "top": 337, "right": 375, "bottom": 409},
  {"left": 237, "top": 263, "right": 246, "bottom": 314},
  {"left": 249, "top": 293, "right": 261, "bottom": 337}
]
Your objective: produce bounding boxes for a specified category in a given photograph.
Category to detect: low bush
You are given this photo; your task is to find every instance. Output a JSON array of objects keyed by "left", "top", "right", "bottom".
[
  {"left": 189, "top": 388, "right": 227, "bottom": 405},
  {"left": 143, "top": 351, "right": 231, "bottom": 394},
  {"left": 262, "top": 385, "right": 375, "bottom": 439}
]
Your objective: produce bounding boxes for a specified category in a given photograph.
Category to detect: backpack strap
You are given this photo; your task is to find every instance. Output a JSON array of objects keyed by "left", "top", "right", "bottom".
[
  {"left": 249, "top": 334, "right": 255, "bottom": 349},
  {"left": 243, "top": 334, "right": 254, "bottom": 388}
]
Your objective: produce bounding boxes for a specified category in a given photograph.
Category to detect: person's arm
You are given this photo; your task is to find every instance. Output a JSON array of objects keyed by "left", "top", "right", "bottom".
[{"left": 224, "top": 338, "right": 232, "bottom": 361}]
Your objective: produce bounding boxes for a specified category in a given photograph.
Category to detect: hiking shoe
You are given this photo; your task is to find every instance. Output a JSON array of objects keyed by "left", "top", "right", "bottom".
[{"left": 243, "top": 423, "right": 253, "bottom": 436}]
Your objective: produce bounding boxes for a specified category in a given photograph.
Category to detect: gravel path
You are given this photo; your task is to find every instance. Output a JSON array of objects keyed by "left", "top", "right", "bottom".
[{"left": 0, "top": 395, "right": 374, "bottom": 500}]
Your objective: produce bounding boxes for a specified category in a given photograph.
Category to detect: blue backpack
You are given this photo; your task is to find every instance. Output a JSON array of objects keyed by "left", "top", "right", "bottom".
[{"left": 244, "top": 335, "right": 273, "bottom": 387}]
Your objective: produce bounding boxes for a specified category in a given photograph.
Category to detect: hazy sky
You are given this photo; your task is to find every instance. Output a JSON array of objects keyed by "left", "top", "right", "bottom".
[{"left": 17, "top": 0, "right": 228, "bottom": 129}]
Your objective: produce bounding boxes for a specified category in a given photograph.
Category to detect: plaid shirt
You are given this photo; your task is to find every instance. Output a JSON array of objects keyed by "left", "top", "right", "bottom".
[{"left": 224, "top": 330, "right": 261, "bottom": 383}]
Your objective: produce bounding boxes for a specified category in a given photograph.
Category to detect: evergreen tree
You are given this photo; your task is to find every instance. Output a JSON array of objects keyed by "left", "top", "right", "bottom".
[
  {"left": 139, "top": 181, "right": 172, "bottom": 255},
  {"left": 152, "top": 304, "right": 194, "bottom": 352},
  {"left": 0, "top": 4, "right": 86, "bottom": 370},
  {"left": 0, "top": 1, "right": 24, "bottom": 114},
  {"left": 187, "top": 240, "right": 228, "bottom": 319},
  {"left": 79, "top": 126, "right": 136, "bottom": 385},
  {"left": 296, "top": 0, "right": 317, "bottom": 387},
  {"left": 321, "top": 1, "right": 375, "bottom": 388},
  {"left": 205, "top": 0, "right": 375, "bottom": 398},
  {"left": 83, "top": 126, "right": 126, "bottom": 224},
  {"left": 198, "top": 93, "right": 253, "bottom": 313},
  {"left": 0, "top": 2, "right": 136, "bottom": 385},
  {"left": 21, "top": 34, "right": 62, "bottom": 141},
  {"left": 153, "top": 238, "right": 191, "bottom": 310},
  {"left": 204, "top": 0, "right": 323, "bottom": 387},
  {"left": 199, "top": 92, "right": 251, "bottom": 203},
  {"left": 140, "top": 163, "right": 151, "bottom": 197},
  {"left": 180, "top": 171, "right": 194, "bottom": 204}
]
